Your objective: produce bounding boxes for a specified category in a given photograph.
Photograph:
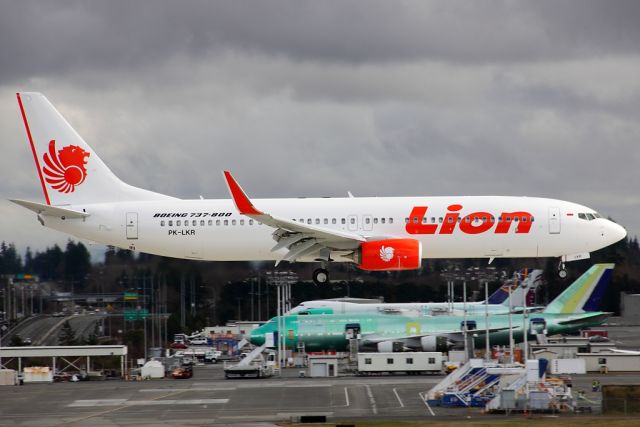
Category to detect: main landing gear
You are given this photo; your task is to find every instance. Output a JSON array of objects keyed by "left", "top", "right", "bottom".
[
  {"left": 312, "top": 268, "right": 329, "bottom": 285},
  {"left": 558, "top": 260, "right": 567, "bottom": 279}
]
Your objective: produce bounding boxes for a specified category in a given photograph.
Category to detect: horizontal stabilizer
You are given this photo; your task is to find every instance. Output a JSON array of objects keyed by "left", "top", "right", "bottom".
[{"left": 10, "top": 199, "right": 89, "bottom": 219}]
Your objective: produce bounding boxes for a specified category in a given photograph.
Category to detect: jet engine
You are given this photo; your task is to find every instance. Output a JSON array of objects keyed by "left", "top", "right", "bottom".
[
  {"left": 376, "top": 341, "right": 404, "bottom": 353},
  {"left": 357, "top": 239, "right": 422, "bottom": 271},
  {"left": 420, "top": 336, "right": 451, "bottom": 352}
]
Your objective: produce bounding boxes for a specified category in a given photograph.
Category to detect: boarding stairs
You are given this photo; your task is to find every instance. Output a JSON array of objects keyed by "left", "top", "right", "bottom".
[
  {"left": 426, "top": 359, "right": 502, "bottom": 407},
  {"left": 236, "top": 344, "right": 267, "bottom": 366},
  {"left": 223, "top": 344, "right": 272, "bottom": 379}
]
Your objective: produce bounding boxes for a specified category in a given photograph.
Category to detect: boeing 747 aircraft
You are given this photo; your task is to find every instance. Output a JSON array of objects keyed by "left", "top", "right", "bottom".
[
  {"left": 12, "top": 93, "right": 626, "bottom": 284},
  {"left": 251, "top": 264, "right": 614, "bottom": 352}
]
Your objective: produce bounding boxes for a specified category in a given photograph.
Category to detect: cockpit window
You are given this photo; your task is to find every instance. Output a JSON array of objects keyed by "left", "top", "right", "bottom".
[{"left": 578, "top": 212, "right": 600, "bottom": 221}]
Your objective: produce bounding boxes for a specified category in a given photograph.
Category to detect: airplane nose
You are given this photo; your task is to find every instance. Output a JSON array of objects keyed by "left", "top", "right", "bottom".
[{"left": 605, "top": 221, "right": 627, "bottom": 245}]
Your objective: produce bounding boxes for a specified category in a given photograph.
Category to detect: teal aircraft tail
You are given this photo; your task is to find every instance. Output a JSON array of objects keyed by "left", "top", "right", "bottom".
[{"left": 543, "top": 263, "right": 614, "bottom": 314}]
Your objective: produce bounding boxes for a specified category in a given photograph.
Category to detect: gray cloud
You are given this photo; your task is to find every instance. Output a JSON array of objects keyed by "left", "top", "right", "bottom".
[{"left": 1, "top": 0, "right": 639, "bottom": 258}]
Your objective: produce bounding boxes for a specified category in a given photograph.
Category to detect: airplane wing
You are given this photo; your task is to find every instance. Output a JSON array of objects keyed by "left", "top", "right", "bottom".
[
  {"left": 361, "top": 326, "right": 516, "bottom": 345},
  {"left": 223, "top": 171, "right": 366, "bottom": 264}
]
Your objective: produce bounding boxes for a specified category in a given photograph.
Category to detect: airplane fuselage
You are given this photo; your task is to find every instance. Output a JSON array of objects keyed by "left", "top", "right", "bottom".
[
  {"left": 43, "top": 196, "right": 621, "bottom": 263},
  {"left": 250, "top": 312, "right": 609, "bottom": 352}
]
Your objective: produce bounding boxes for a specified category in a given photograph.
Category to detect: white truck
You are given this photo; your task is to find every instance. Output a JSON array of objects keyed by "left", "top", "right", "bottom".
[{"left": 357, "top": 352, "right": 443, "bottom": 375}]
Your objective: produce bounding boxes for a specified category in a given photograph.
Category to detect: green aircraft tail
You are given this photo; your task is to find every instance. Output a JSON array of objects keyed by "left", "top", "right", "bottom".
[{"left": 543, "top": 263, "right": 614, "bottom": 314}]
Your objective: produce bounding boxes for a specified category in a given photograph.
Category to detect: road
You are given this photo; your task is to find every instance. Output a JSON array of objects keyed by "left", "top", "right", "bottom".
[{"left": 1, "top": 314, "right": 104, "bottom": 346}]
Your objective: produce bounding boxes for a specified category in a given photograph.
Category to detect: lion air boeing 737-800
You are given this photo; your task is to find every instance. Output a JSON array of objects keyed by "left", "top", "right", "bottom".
[{"left": 11, "top": 93, "right": 627, "bottom": 284}]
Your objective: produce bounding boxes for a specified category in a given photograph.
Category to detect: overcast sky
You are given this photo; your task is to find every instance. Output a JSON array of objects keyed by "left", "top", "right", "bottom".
[{"left": 1, "top": 0, "right": 639, "bottom": 261}]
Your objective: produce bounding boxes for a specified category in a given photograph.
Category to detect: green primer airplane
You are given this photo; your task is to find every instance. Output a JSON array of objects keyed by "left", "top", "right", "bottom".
[{"left": 250, "top": 264, "right": 613, "bottom": 352}]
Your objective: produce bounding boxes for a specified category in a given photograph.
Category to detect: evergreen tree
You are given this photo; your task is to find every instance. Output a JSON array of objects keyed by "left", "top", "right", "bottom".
[{"left": 58, "top": 320, "right": 77, "bottom": 345}]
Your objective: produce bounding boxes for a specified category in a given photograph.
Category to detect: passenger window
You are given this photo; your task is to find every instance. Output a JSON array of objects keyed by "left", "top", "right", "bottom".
[
  {"left": 200, "top": 220, "right": 205, "bottom": 226},
  {"left": 374, "top": 218, "right": 378, "bottom": 224},
  {"left": 249, "top": 220, "right": 254, "bottom": 225},
  {"left": 366, "top": 218, "right": 371, "bottom": 224},
  {"left": 208, "top": 220, "right": 213, "bottom": 226},
  {"left": 465, "top": 217, "right": 470, "bottom": 223},
  {"left": 506, "top": 217, "right": 511, "bottom": 222},
  {"left": 184, "top": 221, "right": 188, "bottom": 227},
  {"left": 439, "top": 217, "right": 443, "bottom": 223},
  {"left": 160, "top": 220, "right": 165, "bottom": 226},
  {"left": 498, "top": 216, "right": 503, "bottom": 222},
  {"left": 341, "top": 218, "right": 346, "bottom": 224},
  {"left": 514, "top": 217, "right": 519, "bottom": 222},
  {"left": 232, "top": 219, "right": 236, "bottom": 226},
  {"left": 315, "top": 218, "right": 320, "bottom": 224},
  {"left": 224, "top": 220, "right": 228, "bottom": 226},
  {"left": 521, "top": 217, "right": 527, "bottom": 222},
  {"left": 431, "top": 217, "right": 436, "bottom": 223},
  {"left": 168, "top": 220, "right": 173, "bottom": 226},
  {"left": 324, "top": 218, "right": 328, "bottom": 225},
  {"left": 240, "top": 219, "right": 244, "bottom": 225},
  {"left": 447, "top": 217, "right": 453, "bottom": 223},
  {"left": 350, "top": 218, "right": 355, "bottom": 224},
  {"left": 177, "top": 220, "right": 181, "bottom": 226},
  {"left": 332, "top": 218, "right": 337, "bottom": 224},
  {"left": 216, "top": 220, "right": 221, "bottom": 226},
  {"left": 381, "top": 218, "right": 386, "bottom": 224},
  {"left": 307, "top": 219, "right": 312, "bottom": 224},
  {"left": 389, "top": 218, "right": 393, "bottom": 224},
  {"left": 405, "top": 217, "right": 409, "bottom": 224}
]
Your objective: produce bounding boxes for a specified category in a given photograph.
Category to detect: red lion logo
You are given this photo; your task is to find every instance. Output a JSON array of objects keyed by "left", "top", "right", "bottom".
[{"left": 42, "top": 140, "right": 90, "bottom": 193}]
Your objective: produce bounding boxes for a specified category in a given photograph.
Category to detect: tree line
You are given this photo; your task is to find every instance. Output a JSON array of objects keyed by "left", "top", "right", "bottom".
[{"left": 1, "top": 235, "right": 640, "bottom": 334}]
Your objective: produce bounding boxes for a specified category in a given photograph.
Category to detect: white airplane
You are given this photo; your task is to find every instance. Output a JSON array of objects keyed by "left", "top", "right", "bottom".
[
  {"left": 288, "top": 268, "right": 544, "bottom": 316},
  {"left": 11, "top": 93, "right": 627, "bottom": 285}
]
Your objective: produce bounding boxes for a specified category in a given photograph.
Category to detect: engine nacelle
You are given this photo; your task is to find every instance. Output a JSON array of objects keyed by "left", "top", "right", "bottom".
[
  {"left": 376, "top": 341, "right": 404, "bottom": 353},
  {"left": 357, "top": 239, "right": 422, "bottom": 271},
  {"left": 420, "top": 336, "right": 450, "bottom": 352}
]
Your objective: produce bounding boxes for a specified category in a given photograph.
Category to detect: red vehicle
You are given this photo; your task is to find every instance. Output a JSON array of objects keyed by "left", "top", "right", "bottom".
[
  {"left": 171, "top": 367, "right": 193, "bottom": 379},
  {"left": 170, "top": 342, "right": 188, "bottom": 349}
]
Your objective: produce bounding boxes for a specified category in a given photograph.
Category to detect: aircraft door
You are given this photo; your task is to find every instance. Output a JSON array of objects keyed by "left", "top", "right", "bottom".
[
  {"left": 548, "top": 207, "right": 561, "bottom": 234},
  {"left": 345, "top": 323, "right": 361, "bottom": 339},
  {"left": 126, "top": 212, "right": 138, "bottom": 239},
  {"left": 347, "top": 214, "right": 358, "bottom": 231}
]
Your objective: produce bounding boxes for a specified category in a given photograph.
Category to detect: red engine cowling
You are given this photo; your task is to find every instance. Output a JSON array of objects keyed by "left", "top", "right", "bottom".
[{"left": 357, "top": 238, "right": 422, "bottom": 271}]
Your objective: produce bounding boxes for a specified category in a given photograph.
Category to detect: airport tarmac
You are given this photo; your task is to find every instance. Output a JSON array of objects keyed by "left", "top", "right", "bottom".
[
  {"left": 0, "top": 323, "right": 639, "bottom": 426},
  {"left": 1, "top": 361, "right": 640, "bottom": 427}
]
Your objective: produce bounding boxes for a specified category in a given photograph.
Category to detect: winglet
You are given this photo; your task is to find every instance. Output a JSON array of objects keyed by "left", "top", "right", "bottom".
[{"left": 222, "top": 171, "right": 264, "bottom": 215}]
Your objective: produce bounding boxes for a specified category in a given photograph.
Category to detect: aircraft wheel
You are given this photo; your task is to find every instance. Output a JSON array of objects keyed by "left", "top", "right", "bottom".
[
  {"left": 558, "top": 269, "right": 568, "bottom": 279},
  {"left": 312, "top": 268, "right": 329, "bottom": 285}
]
